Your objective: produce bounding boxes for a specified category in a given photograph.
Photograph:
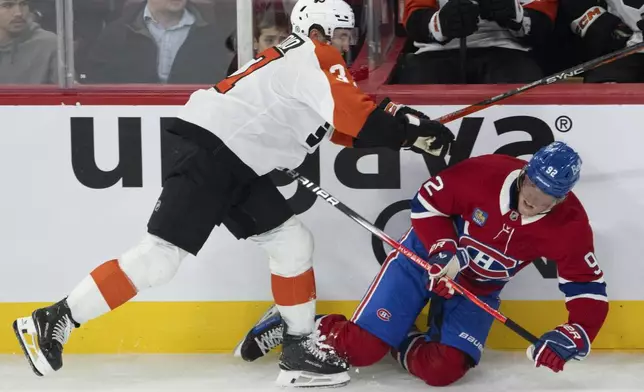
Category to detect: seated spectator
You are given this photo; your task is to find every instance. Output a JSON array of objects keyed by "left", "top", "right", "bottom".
[
  {"left": 0, "top": 0, "right": 57, "bottom": 85},
  {"left": 396, "top": 0, "right": 557, "bottom": 84},
  {"left": 562, "top": 0, "right": 644, "bottom": 83},
  {"left": 82, "top": 0, "right": 233, "bottom": 84},
  {"left": 226, "top": 6, "right": 290, "bottom": 75}
]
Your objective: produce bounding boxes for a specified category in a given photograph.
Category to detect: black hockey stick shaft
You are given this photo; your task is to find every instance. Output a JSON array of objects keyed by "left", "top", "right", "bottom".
[
  {"left": 279, "top": 167, "right": 539, "bottom": 344},
  {"left": 436, "top": 41, "right": 644, "bottom": 124}
]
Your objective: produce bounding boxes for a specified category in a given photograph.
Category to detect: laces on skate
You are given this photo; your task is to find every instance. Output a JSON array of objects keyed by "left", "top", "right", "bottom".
[
  {"left": 255, "top": 324, "right": 283, "bottom": 353},
  {"left": 52, "top": 314, "right": 74, "bottom": 346}
]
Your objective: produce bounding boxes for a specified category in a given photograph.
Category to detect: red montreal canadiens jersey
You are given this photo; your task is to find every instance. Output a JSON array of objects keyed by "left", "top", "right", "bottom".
[{"left": 410, "top": 154, "right": 608, "bottom": 341}]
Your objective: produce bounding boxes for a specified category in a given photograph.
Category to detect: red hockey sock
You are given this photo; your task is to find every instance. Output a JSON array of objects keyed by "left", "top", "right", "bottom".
[
  {"left": 317, "top": 314, "right": 390, "bottom": 367},
  {"left": 403, "top": 339, "right": 473, "bottom": 386}
]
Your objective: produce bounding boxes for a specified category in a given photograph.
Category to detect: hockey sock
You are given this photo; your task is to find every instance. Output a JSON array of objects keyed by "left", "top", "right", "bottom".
[
  {"left": 401, "top": 340, "right": 472, "bottom": 386},
  {"left": 317, "top": 314, "right": 390, "bottom": 366},
  {"left": 66, "top": 259, "right": 137, "bottom": 324},
  {"left": 271, "top": 267, "right": 316, "bottom": 335}
]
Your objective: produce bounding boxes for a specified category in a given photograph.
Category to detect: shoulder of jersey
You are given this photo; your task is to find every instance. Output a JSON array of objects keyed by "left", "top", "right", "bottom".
[
  {"left": 310, "top": 37, "right": 347, "bottom": 69},
  {"left": 552, "top": 190, "right": 590, "bottom": 227},
  {"left": 455, "top": 154, "right": 526, "bottom": 174},
  {"left": 480, "top": 153, "right": 526, "bottom": 169}
]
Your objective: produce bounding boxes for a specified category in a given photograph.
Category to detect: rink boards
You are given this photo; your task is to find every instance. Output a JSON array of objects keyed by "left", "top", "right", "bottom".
[{"left": 1, "top": 103, "right": 643, "bottom": 353}]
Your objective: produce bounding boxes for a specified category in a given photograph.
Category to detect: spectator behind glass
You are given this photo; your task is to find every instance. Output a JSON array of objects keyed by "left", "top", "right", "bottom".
[
  {"left": 561, "top": 0, "right": 644, "bottom": 83},
  {"left": 396, "top": 0, "right": 557, "bottom": 84},
  {"left": 226, "top": 6, "right": 290, "bottom": 75},
  {"left": 82, "top": 0, "right": 233, "bottom": 84},
  {"left": 0, "top": 0, "right": 57, "bottom": 84}
]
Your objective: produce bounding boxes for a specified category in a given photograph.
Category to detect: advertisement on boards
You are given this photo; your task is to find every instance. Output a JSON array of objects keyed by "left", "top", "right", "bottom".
[{"left": 1, "top": 104, "right": 642, "bottom": 305}]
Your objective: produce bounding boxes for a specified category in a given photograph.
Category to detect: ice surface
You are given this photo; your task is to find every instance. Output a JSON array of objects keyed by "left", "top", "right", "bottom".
[{"left": 1, "top": 351, "right": 642, "bottom": 391}]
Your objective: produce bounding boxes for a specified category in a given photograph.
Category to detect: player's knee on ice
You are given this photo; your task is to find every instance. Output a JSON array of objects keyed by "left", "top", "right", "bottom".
[
  {"left": 409, "top": 343, "right": 473, "bottom": 387},
  {"left": 249, "top": 216, "right": 313, "bottom": 277},
  {"left": 119, "top": 233, "right": 188, "bottom": 290}
]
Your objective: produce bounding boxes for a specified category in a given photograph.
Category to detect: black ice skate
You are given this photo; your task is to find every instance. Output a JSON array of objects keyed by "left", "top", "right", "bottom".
[
  {"left": 12, "top": 298, "right": 78, "bottom": 376},
  {"left": 276, "top": 324, "right": 350, "bottom": 387},
  {"left": 233, "top": 304, "right": 284, "bottom": 361}
]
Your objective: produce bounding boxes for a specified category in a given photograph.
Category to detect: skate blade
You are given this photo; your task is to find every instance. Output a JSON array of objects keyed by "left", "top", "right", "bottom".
[
  {"left": 12, "top": 317, "right": 54, "bottom": 377},
  {"left": 276, "top": 370, "right": 350, "bottom": 388},
  {"left": 232, "top": 339, "right": 244, "bottom": 359}
]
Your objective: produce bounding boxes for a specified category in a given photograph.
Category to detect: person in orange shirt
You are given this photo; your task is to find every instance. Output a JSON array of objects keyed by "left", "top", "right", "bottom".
[{"left": 12, "top": 0, "right": 455, "bottom": 387}]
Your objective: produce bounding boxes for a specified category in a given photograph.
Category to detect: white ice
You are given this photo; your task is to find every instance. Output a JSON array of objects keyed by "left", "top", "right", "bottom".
[{"left": 1, "top": 351, "right": 643, "bottom": 391}]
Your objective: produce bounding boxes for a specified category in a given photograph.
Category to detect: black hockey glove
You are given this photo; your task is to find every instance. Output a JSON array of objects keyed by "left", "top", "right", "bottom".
[
  {"left": 379, "top": 97, "right": 430, "bottom": 120},
  {"left": 355, "top": 99, "right": 454, "bottom": 156},
  {"left": 433, "top": 0, "right": 480, "bottom": 41},
  {"left": 379, "top": 98, "right": 454, "bottom": 157},
  {"left": 581, "top": 11, "right": 632, "bottom": 58},
  {"left": 478, "top": 0, "right": 523, "bottom": 29},
  {"left": 402, "top": 116, "right": 455, "bottom": 157}
]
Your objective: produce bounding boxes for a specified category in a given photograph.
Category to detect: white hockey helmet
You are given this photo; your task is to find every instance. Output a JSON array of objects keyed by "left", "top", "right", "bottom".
[{"left": 290, "top": 0, "right": 357, "bottom": 44}]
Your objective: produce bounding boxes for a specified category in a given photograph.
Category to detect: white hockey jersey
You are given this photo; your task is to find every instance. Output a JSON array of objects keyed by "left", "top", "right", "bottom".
[
  {"left": 403, "top": 0, "right": 558, "bottom": 53},
  {"left": 177, "top": 32, "right": 375, "bottom": 176}
]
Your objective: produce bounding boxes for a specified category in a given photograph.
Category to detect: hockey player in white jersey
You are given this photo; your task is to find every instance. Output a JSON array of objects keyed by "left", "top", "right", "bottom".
[{"left": 12, "top": 0, "right": 455, "bottom": 387}]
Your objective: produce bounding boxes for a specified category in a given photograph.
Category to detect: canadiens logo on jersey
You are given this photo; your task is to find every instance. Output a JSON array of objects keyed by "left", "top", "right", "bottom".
[
  {"left": 472, "top": 208, "right": 488, "bottom": 227},
  {"left": 460, "top": 236, "right": 521, "bottom": 281}
]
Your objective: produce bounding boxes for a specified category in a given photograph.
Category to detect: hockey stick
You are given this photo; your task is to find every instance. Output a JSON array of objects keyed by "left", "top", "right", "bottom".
[
  {"left": 278, "top": 167, "right": 539, "bottom": 344},
  {"left": 435, "top": 41, "right": 644, "bottom": 124}
]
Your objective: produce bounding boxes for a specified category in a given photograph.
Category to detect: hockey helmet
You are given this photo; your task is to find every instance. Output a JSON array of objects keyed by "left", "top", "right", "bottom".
[
  {"left": 290, "top": 0, "right": 357, "bottom": 44},
  {"left": 524, "top": 141, "right": 582, "bottom": 199}
]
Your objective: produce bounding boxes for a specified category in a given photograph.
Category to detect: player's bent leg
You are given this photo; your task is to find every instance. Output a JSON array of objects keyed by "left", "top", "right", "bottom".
[
  {"left": 250, "top": 216, "right": 316, "bottom": 335},
  {"left": 317, "top": 314, "right": 390, "bottom": 367},
  {"left": 14, "top": 128, "right": 233, "bottom": 377},
  {"left": 249, "top": 217, "right": 349, "bottom": 387},
  {"left": 13, "top": 233, "right": 188, "bottom": 377},
  {"left": 349, "top": 234, "right": 431, "bottom": 355},
  {"left": 397, "top": 338, "right": 473, "bottom": 387},
  {"left": 392, "top": 292, "right": 499, "bottom": 386},
  {"left": 68, "top": 233, "right": 188, "bottom": 322}
]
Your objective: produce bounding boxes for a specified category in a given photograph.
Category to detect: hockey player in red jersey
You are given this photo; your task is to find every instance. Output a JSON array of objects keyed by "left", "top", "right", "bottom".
[
  {"left": 11, "top": 0, "right": 455, "bottom": 387},
  {"left": 236, "top": 141, "right": 609, "bottom": 386}
]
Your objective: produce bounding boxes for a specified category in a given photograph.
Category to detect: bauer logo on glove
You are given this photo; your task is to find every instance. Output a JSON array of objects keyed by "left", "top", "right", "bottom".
[{"left": 527, "top": 323, "right": 591, "bottom": 373}]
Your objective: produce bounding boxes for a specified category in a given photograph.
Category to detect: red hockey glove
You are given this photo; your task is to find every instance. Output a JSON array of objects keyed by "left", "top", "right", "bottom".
[
  {"left": 426, "top": 248, "right": 468, "bottom": 299},
  {"left": 527, "top": 323, "right": 591, "bottom": 373}
]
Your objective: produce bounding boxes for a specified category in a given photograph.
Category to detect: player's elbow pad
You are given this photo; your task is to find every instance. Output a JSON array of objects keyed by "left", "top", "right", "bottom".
[
  {"left": 405, "top": 8, "right": 438, "bottom": 43},
  {"left": 354, "top": 107, "right": 407, "bottom": 149}
]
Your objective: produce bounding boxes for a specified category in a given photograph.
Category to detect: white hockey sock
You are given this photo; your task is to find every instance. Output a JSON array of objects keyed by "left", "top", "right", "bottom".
[
  {"left": 66, "top": 259, "right": 137, "bottom": 325},
  {"left": 277, "top": 300, "right": 316, "bottom": 336}
]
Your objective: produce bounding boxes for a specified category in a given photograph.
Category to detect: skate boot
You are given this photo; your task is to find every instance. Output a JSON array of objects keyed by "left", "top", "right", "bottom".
[
  {"left": 276, "top": 323, "right": 350, "bottom": 387},
  {"left": 233, "top": 304, "right": 284, "bottom": 361},
  {"left": 13, "top": 298, "right": 79, "bottom": 376}
]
